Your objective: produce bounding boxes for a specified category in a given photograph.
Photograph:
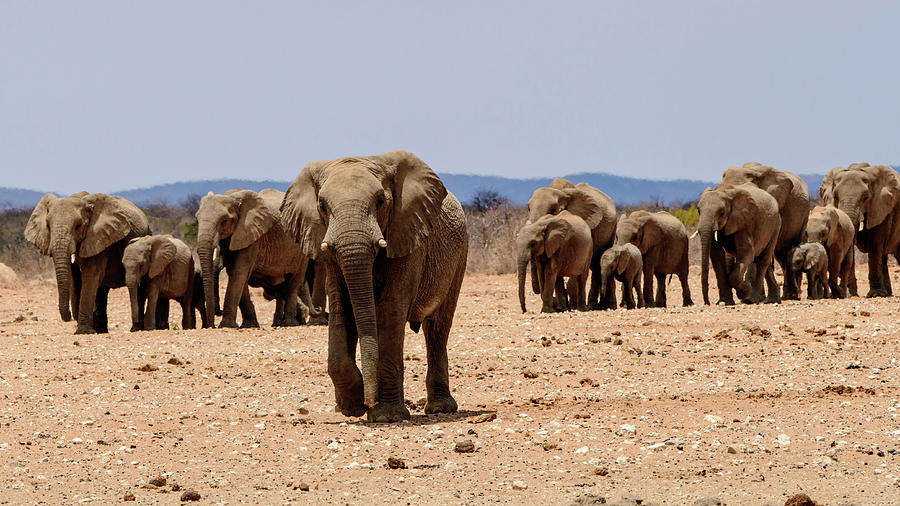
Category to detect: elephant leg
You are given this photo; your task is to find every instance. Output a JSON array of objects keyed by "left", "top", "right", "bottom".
[
  {"left": 777, "top": 249, "right": 799, "bottom": 300},
  {"left": 654, "top": 272, "right": 667, "bottom": 307},
  {"left": 586, "top": 253, "right": 602, "bottom": 309},
  {"left": 423, "top": 277, "right": 462, "bottom": 415},
  {"left": 642, "top": 264, "right": 655, "bottom": 308},
  {"left": 70, "top": 264, "right": 81, "bottom": 321},
  {"left": 326, "top": 266, "right": 365, "bottom": 418},
  {"left": 554, "top": 276, "right": 569, "bottom": 311},
  {"left": 312, "top": 260, "right": 328, "bottom": 316},
  {"left": 882, "top": 254, "right": 892, "bottom": 296},
  {"left": 679, "top": 257, "right": 693, "bottom": 306},
  {"left": 74, "top": 256, "right": 106, "bottom": 334},
  {"left": 156, "top": 298, "right": 169, "bottom": 330},
  {"left": 622, "top": 276, "right": 636, "bottom": 309},
  {"left": 603, "top": 277, "right": 616, "bottom": 310},
  {"left": 866, "top": 247, "right": 888, "bottom": 298},
  {"left": 540, "top": 263, "right": 559, "bottom": 313},
  {"left": 143, "top": 283, "right": 159, "bottom": 330},
  {"left": 847, "top": 246, "right": 859, "bottom": 297},
  {"left": 577, "top": 274, "right": 588, "bottom": 311},
  {"left": 238, "top": 285, "right": 259, "bottom": 328},
  {"left": 272, "top": 291, "right": 286, "bottom": 327},
  {"left": 763, "top": 262, "right": 781, "bottom": 304},
  {"left": 91, "top": 286, "right": 110, "bottom": 334},
  {"left": 368, "top": 303, "right": 411, "bottom": 423},
  {"left": 827, "top": 249, "right": 843, "bottom": 298},
  {"left": 280, "top": 263, "right": 307, "bottom": 327},
  {"left": 634, "top": 270, "right": 644, "bottom": 308},
  {"left": 711, "top": 244, "right": 734, "bottom": 305},
  {"left": 180, "top": 295, "right": 195, "bottom": 330}
]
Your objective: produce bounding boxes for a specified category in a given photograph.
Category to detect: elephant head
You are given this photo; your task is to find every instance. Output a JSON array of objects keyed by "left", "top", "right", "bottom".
[
  {"left": 806, "top": 206, "right": 839, "bottom": 246},
  {"left": 195, "top": 190, "right": 278, "bottom": 326},
  {"left": 697, "top": 184, "right": 758, "bottom": 304},
  {"left": 598, "top": 246, "right": 630, "bottom": 300},
  {"left": 722, "top": 162, "right": 794, "bottom": 208},
  {"left": 516, "top": 215, "right": 573, "bottom": 312},
  {"left": 122, "top": 235, "right": 178, "bottom": 330},
  {"left": 614, "top": 210, "right": 659, "bottom": 253},
  {"left": 791, "top": 244, "right": 819, "bottom": 273},
  {"left": 281, "top": 150, "right": 447, "bottom": 413},
  {"left": 24, "top": 192, "right": 147, "bottom": 322},
  {"left": 820, "top": 163, "right": 900, "bottom": 233},
  {"left": 526, "top": 181, "right": 604, "bottom": 228}
]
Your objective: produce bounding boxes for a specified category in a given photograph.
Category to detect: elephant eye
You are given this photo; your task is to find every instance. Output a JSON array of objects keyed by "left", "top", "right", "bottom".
[
  {"left": 318, "top": 201, "right": 328, "bottom": 214},
  {"left": 376, "top": 194, "right": 385, "bottom": 209}
]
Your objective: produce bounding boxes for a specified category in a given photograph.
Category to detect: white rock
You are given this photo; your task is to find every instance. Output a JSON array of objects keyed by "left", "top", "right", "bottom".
[
  {"left": 512, "top": 480, "right": 527, "bottom": 490},
  {"left": 619, "top": 424, "right": 636, "bottom": 435},
  {"left": 704, "top": 414, "right": 724, "bottom": 425},
  {"left": 574, "top": 446, "right": 589, "bottom": 454},
  {"left": 776, "top": 434, "right": 791, "bottom": 446}
]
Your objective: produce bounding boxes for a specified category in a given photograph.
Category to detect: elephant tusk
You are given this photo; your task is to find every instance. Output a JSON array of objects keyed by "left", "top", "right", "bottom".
[
  {"left": 320, "top": 242, "right": 329, "bottom": 252},
  {"left": 714, "top": 230, "right": 718, "bottom": 241},
  {"left": 689, "top": 230, "right": 699, "bottom": 239},
  {"left": 858, "top": 221, "right": 864, "bottom": 232},
  {"left": 377, "top": 239, "right": 387, "bottom": 248}
]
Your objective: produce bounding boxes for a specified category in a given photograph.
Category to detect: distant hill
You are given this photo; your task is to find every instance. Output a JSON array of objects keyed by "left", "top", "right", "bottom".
[{"left": 0, "top": 169, "right": 888, "bottom": 210}]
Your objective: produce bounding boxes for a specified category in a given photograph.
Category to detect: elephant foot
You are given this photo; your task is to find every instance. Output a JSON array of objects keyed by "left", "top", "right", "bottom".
[
  {"left": 865, "top": 289, "right": 890, "bottom": 298},
  {"left": 654, "top": 300, "right": 667, "bottom": 308},
  {"left": 74, "top": 325, "right": 96, "bottom": 335},
  {"left": 682, "top": 299, "right": 694, "bottom": 307},
  {"left": 218, "top": 319, "right": 239, "bottom": 328},
  {"left": 763, "top": 295, "right": 782, "bottom": 304},
  {"left": 129, "top": 323, "right": 142, "bottom": 332},
  {"left": 240, "top": 319, "right": 260, "bottom": 329},
  {"left": 716, "top": 297, "right": 736, "bottom": 306},
  {"left": 424, "top": 395, "right": 458, "bottom": 414},
  {"left": 540, "top": 304, "right": 558, "bottom": 313},
  {"left": 367, "top": 401, "right": 411, "bottom": 423},
  {"left": 273, "top": 317, "right": 301, "bottom": 328},
  {"left": 781, "top": 290, "right": 800, "bottom": 301},
  {"left": 308, "top": 313, "right": 328, "bottom": 326}
]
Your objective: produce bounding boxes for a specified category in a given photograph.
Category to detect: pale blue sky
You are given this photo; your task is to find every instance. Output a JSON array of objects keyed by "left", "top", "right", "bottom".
[{"left": 2, "top": 1, "right": 898, "bottom": 194}]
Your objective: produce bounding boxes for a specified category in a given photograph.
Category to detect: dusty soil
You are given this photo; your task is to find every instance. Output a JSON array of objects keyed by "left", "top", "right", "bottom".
[{"left": 1, "top": 268, "right": 899, "bottom": 505}]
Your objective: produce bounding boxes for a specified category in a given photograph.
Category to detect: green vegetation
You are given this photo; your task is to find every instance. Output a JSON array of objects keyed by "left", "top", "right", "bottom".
[{"left": 670, "top": 203, "right": 699, "bottom": 228}]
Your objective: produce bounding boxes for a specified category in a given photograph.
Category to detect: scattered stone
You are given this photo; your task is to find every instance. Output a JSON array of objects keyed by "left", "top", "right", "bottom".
[
  {"left": 149, "top": 476, "right": 167, "bottom": 487},
  {"left": 171, "top": 484, "right": 181, "bottom": 492},
  {"left": 167, "top": 357, "right": 183, "bottom": 366},
  {"left": 541, "top": 337, "right": 552, "bottom": 347},
  {"left": 523, "top": 369, "right": 538, "bottom": 379},
  {"left": 180, "top": 489, "right": 201, "bottom": 502},
  {"left": 541, "top": 441, "right": 558, "bottom": 451},
  {"left": 136, "top": 364, "right": 158, "bottom": 372},
  {"left": 297, "top": 407, "right": 309, "bottom": 415},
  {"left": 617, "top": 424, "right": 636, "bottom": 436},
  {"left": 566, "top": 494, "right": 607, "bottom": 505},
  {"left": 469, "top": 412, "right": 496, "bottom": 424},
  {"left": 386, "top": 457, "right": 406, "bottom": 469},
  {"left": 612, "top": 338, "right": 624, "bottom": 346},
  {"left": 298, "top": 482, "right": 309, "bottom": 492},
  {"left": 454, "top": 440, "right": 475, "bottom": 453},
  {"left": 704, "top": 414, "right": 724, "bottom": 425},
  {"left": 511, "top": 480, "right": 527, "bottom": 490},
  {"left": 726, "top": 446, "right": 738, "bottom": 454},
  {"left": 611, "top": 331, "right": 621, "bottom": 336},
  {"left": 776, "top": 434, "right": 791, "bottom": 446},
  {"left": 693, "top": 498, "right": 722, "bottom": 506},
  {"left": 594, "top": 467, "right": 609, "bottom": 476},
  {"left": 784, "top": 493, "right": 821, "bottom": 506},
  {"left": 123, "top": 492, "right": 135, "bottom": 501}
]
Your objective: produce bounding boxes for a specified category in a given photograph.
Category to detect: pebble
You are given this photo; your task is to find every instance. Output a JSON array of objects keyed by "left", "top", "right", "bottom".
[
  {"left": 180, "top": 489, "right": 201, "bottom": 502},
  {"left": 511, "top": 480, "right": 527, "bottom": 490},
  {"left": 693, "top": 498, "right": 722, "bottom": 506},
  {"left": 123, "top": 492, "right": 135, "bottom": 502},
  {"left": 454, "top": 440, "right": 475, "bottom": 453},
  {"left": 705, "top": 414, "right": 724, "bottom": 425},
  {"left": 776, "top": 434, "right": 791, "bottom": 446}
]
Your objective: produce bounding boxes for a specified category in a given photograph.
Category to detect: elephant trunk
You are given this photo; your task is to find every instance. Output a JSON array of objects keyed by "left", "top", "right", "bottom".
[
  {"left": 517, "top": 249, "right": 530, "bottom": 312},
  {"left": 52, "top": 236, "right": 73, "bottom": 321},
  {"left": 699, "top": 218, "right": 713, "bottom": 305},
  {"left": 841, "top": 203, "right": 864, "bottom": 233},
  {"left": 197, "top": 225, "right": 218, "bottom": 327},
  {"left": 337, "top": 238, "right": 379, "bottom": 410},
  {"left": 125, "top": 271, "right": 141, "bottom": 330}
]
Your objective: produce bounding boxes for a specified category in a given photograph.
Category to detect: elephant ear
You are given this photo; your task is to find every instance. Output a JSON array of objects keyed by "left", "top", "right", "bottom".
[
  {"left": 819, "top": 166, "right": 845, "bottom": 204},
  {"left": 638, "top": 215, "right": 661, "bottom": 253},
  {"left": 149, "top": 237, "right": 178, "bottom": 278},
  {"left": 616, "top": 249, "right": 630, "bottom": 275},
  {"left": 761, "top": 167, "right": 792, "bottom": 208},
  {"left": 723, "top": 188, "right": 759, "bottom": 236},
  {"left": 79, "top": 194, "right": 134, "bottom": 258},
  {"left": 864, "top": 165, "right": 900, "bottom": 229},
  {"left": 561, "top": 186, "right": 604, "bottom": 229},
  {"left": 24, "top": 193, "right": 57, "bottom": 255},
  {"left": 282, "top": 160, "right": 329, "bottom": 259},
  {"left": 543, "top": 217, "right": 572, "bottom": 258},
  {"left": 803, "top": 249, "right": 817, "bottom": 272},
  {"left": 550, "top": 178, "right": 575, "bottom": 190},
  {"left": 229, "top": 190, "right": 277, "bottom": 251},
  {"left": 373, "top": 150, "right": 448, "bottom": 259}
]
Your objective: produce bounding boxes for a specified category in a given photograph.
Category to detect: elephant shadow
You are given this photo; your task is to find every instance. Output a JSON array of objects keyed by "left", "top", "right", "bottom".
[{"left": 322, "top": 409, "right": 498, "bottom": 426}]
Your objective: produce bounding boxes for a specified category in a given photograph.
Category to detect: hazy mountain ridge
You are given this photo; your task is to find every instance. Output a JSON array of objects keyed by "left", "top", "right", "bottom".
[{"left": 2, "top": 170, "right": 889, "bottom": 211}]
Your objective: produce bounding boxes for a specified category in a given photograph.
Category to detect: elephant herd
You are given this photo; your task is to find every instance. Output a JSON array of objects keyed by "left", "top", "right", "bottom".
[
  {"left": 21, "top": 155, "right": 900, "bottom": 422},
  {"left": 518, "top": 161, "right": 900, "bottom": 313},
  {"left": 25, "top": 151, "right": 468, "bottom": 422}
]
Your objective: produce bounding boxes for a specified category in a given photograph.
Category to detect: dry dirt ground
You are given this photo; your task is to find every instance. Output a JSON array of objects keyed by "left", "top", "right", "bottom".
[{"left": 1, "top": 268, "right": 899, "bottom": 505}]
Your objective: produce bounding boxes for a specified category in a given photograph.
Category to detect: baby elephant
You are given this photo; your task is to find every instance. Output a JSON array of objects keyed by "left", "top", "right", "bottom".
[
  {"left": 599, "top": 243, "right": 644, "bottom": 309},
  {"left": 517, "top": 211, "right": 593, "bottom": 313},
  {"left": 124, "top": 235, "right": 205, "bottom": 331},
  {"left": 790, "top": 242, "right": 829, "bottom": 300}
]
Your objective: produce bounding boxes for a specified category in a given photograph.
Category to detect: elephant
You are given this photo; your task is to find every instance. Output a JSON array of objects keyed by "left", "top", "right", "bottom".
[
  {"left": 24, "top": 192, "right": 151, "bottom": 334},
  {"left": 123, "top": 234, "right": 207, "bottom": 331},
  {"left": 526, "top": 178, "right": 618, "bottom": 309},
  {"left": 698, "top": 183, "right": 782, "bottom": 305},
  {"left": 805, "top": 205, "right": 855, "bottom": 298},
  {"left": 598, "top": 243, "right": 644, "bottom": 309},
  {"left": 305, "top": 259, "right": 328, "bottom": 325},
  {"left": 819, "top": 163, "right": 900, "bottom": 297},
  {"left": 196, "top": 188, "right": 310, "bottom": 328},
  {"left": 720, "top": 163, "right": 809, "bottom": 300},
  {"left": 789, "top": 242, "right": 829, "bottom": 300},
  {"left": 615, "top": 210, "right": 692, "bottom": 307},
  {"left": 516, "top": 211, "right": 593, "bottom": 313},
  {"left": 281, "top": 150, "right": 468, "bottom": 423}
]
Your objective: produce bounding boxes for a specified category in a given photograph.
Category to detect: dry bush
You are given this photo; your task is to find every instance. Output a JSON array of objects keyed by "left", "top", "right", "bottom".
[{"left": 465, "top": 206, "right": 527, "bottom": 274}]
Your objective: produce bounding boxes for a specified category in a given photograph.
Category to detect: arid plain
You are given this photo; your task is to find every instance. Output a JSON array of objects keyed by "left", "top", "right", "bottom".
[{"left": 1, "top": 268, "right": 899, "bottom": 505}]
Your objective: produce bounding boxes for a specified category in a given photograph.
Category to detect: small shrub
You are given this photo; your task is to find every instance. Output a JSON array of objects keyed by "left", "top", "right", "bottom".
[{"left": 670, "top": 203, "right": 699, "bottom": 228}]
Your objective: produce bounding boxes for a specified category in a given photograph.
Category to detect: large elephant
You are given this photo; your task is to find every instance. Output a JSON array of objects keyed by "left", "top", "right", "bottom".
[
  {"left": 598, "top": 243, "right": 644, "bottom": 309},
  {"left": 819, "top": 163, "right": 900, "bottom": 297},
  {"left": 123, "top": 234, "right": 205, "bottom": 331},
  {"left": 25, "top": 192, "right": 151, "bottom": 334},
  {"left": 196, "top": 188, "right": 310, "bottom": 328},
  {"left": 526, "top": 179, "right": 617, "bottom": 309},
  {"left": 720, "top": 163, "right": 809, "bottom": 300},
  {"left": 516, "top": 211, "right": 592, "bottom": 313},
  {"left": 698, "top": 183, "right": 781, "bottom": 305},
  {"left": 805, "top": 205, "right": 855, "bottom": 298},
  {"left": 281, "top": 150, "right": 468, "bottom": 423},
  {"left": 615, "top": 210, "right": 692, "bottom": 307}
]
